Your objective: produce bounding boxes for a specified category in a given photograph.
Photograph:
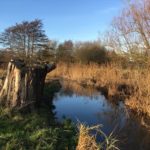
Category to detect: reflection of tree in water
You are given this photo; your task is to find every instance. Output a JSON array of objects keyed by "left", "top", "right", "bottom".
[
  {"left": 95, "top": 102, "right": 127, "bottom": 132},
  {"left": 96, "top": 103, "right": 150, "bottom": 150},
  {"left": 60, "top": 87, "right": 74, "bottom": 97},
  {"left": 60, "top": 80, "right": 100, "bottom": 98},
  {"left": 53, "top": 80, "right": 150, "bottom": 150},
  {"left": 118, "top": 113, "right": 150, "bottom": 150}
]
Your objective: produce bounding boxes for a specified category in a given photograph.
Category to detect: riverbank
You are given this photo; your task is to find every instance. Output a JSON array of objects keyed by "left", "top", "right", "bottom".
[
  {"left": 0, "top": 80, "right": 120, "bottom": 150},
  {"left": 0, "top": 63, "right": 150, "bottom": 149},
  {"left": 0, "top": 105, "right": 78, "bottom": 149},
  {"left": 48, "top": 62, "right": 150, "bottom": 118}
]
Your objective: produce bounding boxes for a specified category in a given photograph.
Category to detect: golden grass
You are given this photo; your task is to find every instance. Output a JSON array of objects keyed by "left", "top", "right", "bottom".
[
  {"left": 76, "top": 124, "right": 119, "bottom": 150},
  {"left": 48, "top": 62, "right": 150, "bottom": 117},
  {"left": 76, "top": 124, "right": 99, "bottom": 150}
]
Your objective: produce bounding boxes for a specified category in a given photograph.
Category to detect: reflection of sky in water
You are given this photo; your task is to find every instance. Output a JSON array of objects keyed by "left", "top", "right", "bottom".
[
  {"left": 53, "top": 92, "right": 127, "bottom": 134},
  {"left": 53, "top": 81, "right": 150, "bottom": 149}
]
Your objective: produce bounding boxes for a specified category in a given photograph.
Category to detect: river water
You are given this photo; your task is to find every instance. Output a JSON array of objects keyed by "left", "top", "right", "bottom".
[{"left": 53, "top": 80, "right": 150, "bottom": 150}]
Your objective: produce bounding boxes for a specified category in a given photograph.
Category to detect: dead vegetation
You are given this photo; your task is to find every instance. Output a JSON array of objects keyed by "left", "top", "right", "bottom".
[
  {"left": 77, "top": 124, "right": 99, "bottom": 150},
  {"left": 76, "top": 124, "right": 119, "bottom": 150},
  {"left": 48, "top": 62, "right": 150, "bottom": 117}
]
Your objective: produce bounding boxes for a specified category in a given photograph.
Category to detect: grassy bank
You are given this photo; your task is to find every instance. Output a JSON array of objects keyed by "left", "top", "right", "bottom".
[
  {"left": 0, "top": 107, "right": 119, "bottom": 150},
  {"left": 0, "top": 80, "right": 119, "bottom": 150},
  {"left": 48, "top": 62, "right": 150, "bottom": 117},
  {"left": 0, "top": 79, "right": 77, "bottom": 150},
  {"left": 0, "top": 105, "right": 77, "bottom": 150}
]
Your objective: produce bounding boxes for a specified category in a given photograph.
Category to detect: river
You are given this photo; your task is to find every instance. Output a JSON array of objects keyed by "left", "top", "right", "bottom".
[{"left": 52, "top": 80, "right": 150, "bottom": 150}]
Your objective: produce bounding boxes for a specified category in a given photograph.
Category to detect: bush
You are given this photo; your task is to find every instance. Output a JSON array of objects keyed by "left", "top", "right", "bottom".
[
  {"left": 56, "top": 40, "right": 74, "bottom": 63},
  {"left": 75, "top": 42, "right": 108, "bottom": 64},
  {"left": 108, "top": 51, "right": 129, "bottom": 67}
]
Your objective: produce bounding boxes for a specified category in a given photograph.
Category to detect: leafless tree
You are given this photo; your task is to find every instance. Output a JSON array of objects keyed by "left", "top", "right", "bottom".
[{"left": 106, "top": 0, "right": 150, "bottom": 56}]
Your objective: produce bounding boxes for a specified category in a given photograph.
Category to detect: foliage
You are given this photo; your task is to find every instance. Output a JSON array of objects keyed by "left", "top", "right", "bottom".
[
  {"left": 0, "top": 19, "right": 48, "bottom": 58},
  {"left": 37, "top": 40, "right": 58, "bottom": 62},
  {"left": 56, "top": 40, "right": 74, "bottom": 63},
  {"left": 75, "top": 42, "right": 108, "bottom": 64},
  {"left": 0, "top": 106, "right": 77, "bottom": 150}
]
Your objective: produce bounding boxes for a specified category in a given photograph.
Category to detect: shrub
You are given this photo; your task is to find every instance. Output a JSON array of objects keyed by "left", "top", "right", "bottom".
[
  {"left": 56, "top": 40, "right": 74, "bottom": 63},
  {"left": 75, "top": 42, "right": 108, "bottom": 64}
]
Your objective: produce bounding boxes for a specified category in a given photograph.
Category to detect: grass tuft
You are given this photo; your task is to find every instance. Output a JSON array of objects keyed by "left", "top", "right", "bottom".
[{"left": 77, "top": 124, "right": 119, "bottom": 150}]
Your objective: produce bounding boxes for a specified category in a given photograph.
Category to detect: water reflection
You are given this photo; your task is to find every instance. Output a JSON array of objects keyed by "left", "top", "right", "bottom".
[
  {"left": 53, "top": 80, "right": 150, "bottom": 150},
  {"left": 59, "top": 80, "right": 100, "bottom": 98},
  {"left": 118, "top": 114, "right": 150, "bottom": 150}
]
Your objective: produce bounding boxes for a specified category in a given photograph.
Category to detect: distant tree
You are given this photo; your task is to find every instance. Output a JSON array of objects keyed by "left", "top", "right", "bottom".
[
  {"left": 62, "top": 40, "right": 73, "bottom": 50},
  {"left": 106, "top": 0, "right": 150, "bottom": 55},
  {"left": 56, "top": 40, "right": 74, "bottom": 62},
  {"left": 38, "top": 40, "right": 58, "bottom": 61},
  {"left": 0, "top": 19, "right": 48, "bottom": 58},
  {"left": 75, "top": 42, "right": 108, "bottom": 64}
]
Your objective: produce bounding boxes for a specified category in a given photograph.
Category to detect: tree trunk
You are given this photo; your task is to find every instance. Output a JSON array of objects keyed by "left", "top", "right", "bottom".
[{"left": 0, "top": 59, "right": 55, "bottom": 108}]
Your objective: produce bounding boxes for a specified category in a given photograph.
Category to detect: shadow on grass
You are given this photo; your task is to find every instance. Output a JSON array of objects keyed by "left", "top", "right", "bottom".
[{"left": 0, "top": 80, "right": 77, "bottom": 150}]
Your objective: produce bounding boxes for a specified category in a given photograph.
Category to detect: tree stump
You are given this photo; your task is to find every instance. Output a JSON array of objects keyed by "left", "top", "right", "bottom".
[{"left": 0, "top": 59, "right": 56, "bottom": 108}]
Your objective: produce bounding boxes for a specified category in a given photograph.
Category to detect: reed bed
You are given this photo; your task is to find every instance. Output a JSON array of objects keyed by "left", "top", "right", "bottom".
[{"left": 48, "top": 62, "right": 150, "bottom": 117}]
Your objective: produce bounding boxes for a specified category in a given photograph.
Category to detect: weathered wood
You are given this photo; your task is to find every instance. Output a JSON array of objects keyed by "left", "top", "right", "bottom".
[{"left": 0, "top": 59, "right": 55, "bottom": 108}]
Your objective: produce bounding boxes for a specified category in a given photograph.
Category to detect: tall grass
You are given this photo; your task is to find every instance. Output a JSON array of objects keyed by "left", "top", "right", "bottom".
[
  {"left": 77, "top": 124, "right": 119, "bottom": 150},
  {"left": 48, "top": 62, "right": 150, "bottom": 117}
]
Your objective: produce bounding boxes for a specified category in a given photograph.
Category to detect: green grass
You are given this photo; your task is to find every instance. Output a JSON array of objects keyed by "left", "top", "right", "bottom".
[
  {"left": 0, "top": 105, "right": 77, "bottom": 150},
  {"left": 0, "top": 81, "right": 119, "bottom": 150}
]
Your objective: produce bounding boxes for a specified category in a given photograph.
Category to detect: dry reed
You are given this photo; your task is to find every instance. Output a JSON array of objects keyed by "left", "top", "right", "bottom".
[
  {"left": 48, "top": 62, "right": 150, "bottom": 117},
  {"left": 76, "top": 124, "right": 119, "bottom": 150},
  {"left": 76, "top": 124, "right": 99, "bottom": 150}
]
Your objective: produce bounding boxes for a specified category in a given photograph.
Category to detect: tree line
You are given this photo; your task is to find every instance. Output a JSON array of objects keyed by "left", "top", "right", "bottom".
[
  {"left": 0, "top": 0, "right": 150, "bottom": 67},
  {"left": 0, "top": 19, "right": 110, "bottom": 65}
]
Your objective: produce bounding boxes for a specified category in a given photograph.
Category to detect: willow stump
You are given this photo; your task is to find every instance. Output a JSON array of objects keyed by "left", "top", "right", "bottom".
[{"left": 0, "top": 59, "right": 56, "bottom": 108}]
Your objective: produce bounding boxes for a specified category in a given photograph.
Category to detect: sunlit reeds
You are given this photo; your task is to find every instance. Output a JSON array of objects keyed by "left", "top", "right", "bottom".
[
  {"left": 77, "top": 124, "right": 119, "bottom": 150},
  {"left": 48, "top": 62, "right": 150, "bottom": 117}
]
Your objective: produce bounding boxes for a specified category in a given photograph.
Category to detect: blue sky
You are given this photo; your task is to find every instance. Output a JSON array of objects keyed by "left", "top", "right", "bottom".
[{"left": 0, "top": 0, "right": 123, "bottom": 42}]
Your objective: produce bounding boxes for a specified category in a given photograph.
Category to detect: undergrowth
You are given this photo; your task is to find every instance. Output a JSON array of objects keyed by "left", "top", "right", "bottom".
[
  {"left": 0, "top": 106, "right": 77, "bottom": 150},
  {"left": 0, "top": 75, "right": 120, "bottom": 150}
]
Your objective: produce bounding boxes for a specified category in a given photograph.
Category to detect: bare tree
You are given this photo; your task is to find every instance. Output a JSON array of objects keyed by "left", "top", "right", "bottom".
[{"left": 106, "top": 0, "right": 150, "bottom": 56}]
